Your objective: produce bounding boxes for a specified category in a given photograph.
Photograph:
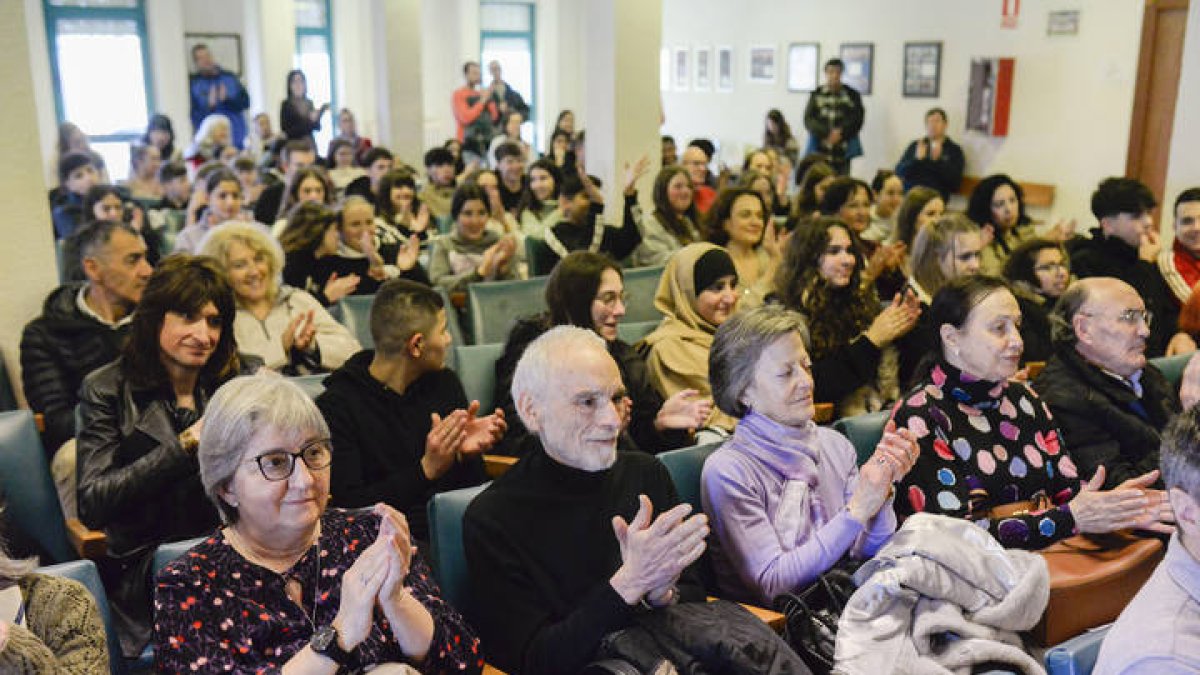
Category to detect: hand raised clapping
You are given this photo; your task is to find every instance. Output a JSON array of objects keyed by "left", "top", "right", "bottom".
[{"left": 609, "top": 495, "right": 708, "bottom": 606}]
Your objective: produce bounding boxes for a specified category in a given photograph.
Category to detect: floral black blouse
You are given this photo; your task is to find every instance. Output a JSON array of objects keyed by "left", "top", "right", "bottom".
[
  {"left": 153, "top": 508, "right": 483, "bottom": 673},
  {"left": 890, "top": 360, "right": 1083, "bottom": 549}
]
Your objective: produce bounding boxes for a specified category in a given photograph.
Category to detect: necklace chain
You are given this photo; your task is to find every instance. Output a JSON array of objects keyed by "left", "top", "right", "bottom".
[{"left": 226, "top": 526, "right": 322, "bottom": 630}]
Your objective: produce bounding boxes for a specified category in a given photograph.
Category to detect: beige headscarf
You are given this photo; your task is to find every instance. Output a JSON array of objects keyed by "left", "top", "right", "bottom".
[{"left": 639, "top": 242, "right": 739, "bottom": 432}]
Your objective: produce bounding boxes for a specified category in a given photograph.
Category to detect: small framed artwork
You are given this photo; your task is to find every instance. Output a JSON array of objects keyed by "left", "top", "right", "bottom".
[
  {"left": 748, "top": 44, "right": 776, "bottom": 84},
  {"left": 673, "top": 46, "right": 690, "bottom": 92},
  {"left": 716, "top": 46, "right": 734, "bottom": 92},
  {"left": 903, "top": 41, "right": 942, "bottom": 98},
  {"left": 694, "top": 46, "right": 711, "bottom": 91},
  {"left": 185, "top": 32, "right": 242, "bottom": 76},
  {"left": 839, "top": 43, "right": 874, "bottom": 95},
  {"left": 786, "top": 42, "right": 820, "bottom": 93}
]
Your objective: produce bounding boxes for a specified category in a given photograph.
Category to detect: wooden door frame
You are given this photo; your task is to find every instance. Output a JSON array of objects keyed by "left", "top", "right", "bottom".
[{"left": 1126, "top": 0, "right": 1189, "bottom": 182}]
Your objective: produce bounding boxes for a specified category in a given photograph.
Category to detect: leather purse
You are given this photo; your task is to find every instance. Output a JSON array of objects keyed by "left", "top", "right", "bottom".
[{"left": 988, "top": 499, "right": 1165, "bottom": 646}]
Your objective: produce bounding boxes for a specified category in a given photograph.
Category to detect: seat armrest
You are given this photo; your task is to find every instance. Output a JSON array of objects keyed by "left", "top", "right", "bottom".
[
  {"left": 66, "top": 518, "right": 107, "bottom": 559},
  {"left": 706, "top": 596, "right": 786, "bottom": 632},
  {"left": 483, "top": 454, "right": 518, "bottom": 479}
]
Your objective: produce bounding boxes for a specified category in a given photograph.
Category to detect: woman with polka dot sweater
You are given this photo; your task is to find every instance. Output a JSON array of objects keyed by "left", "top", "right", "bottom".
[{"left": 891, "top": 276, "right": 1175, "bottom": 549}]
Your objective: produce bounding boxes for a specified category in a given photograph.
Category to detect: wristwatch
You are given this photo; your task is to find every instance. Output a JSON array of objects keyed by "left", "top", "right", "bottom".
[{"left": 310, "top": 624, "right": 355, "bottom": 667}]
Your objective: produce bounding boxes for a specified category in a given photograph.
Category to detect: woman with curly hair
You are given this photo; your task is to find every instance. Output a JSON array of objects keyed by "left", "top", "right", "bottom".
[
  {"left": 968, "top": 173, "right": 1035, "bottom": 275},
  {"left": 774, "top": 216, "right": 920, "bottom": 417}
]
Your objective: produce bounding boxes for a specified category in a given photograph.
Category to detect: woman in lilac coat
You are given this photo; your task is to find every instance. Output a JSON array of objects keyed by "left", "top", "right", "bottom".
[{"left": 701, "top": 305, "right": 919, "bottom": 605}]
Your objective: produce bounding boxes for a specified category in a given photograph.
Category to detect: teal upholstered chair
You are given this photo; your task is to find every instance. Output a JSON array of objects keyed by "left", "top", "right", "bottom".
[
  {"left": 0, "top": 410, "right": 75, "bottom": 563},
  {"left": 337, "top": 294, "right": 376, "bottom": 349},
  {"left": 831, "top": 409, "right": 890, "bottom": 467},
  {"left": 454, "top": 343, "right": 505, "bottom": 412},
  {"left": 616, "top": 320, "right": 660, "bottom": 346},
  {"left": 467, "top": 277, "right": 549, "bottom": 345},
  {"left": 289, "top": 373, "right": 329, "bottom": 399},
  {"left": 1044, "top": 626, "right": 1111, "bottom": 675},
  {"left": 426, "top": 483, "right": 489, "bottom": 612},
  {"left": 1149, "top": 353, "right": 1191, "bottom": 391},
  {"left": 656, "top": 441, "right": 723, "bottom": 512},
  {"left": 621, "top": 265, "right": 665, "bottom": 323}
]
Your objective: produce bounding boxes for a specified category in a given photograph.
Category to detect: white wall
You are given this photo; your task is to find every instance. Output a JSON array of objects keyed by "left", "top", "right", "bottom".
[
  {"left": 661, "top": 0, "right": 1145, "bottom": 227},
  {"left": 1165, "top": 2, "right": 1200, "bottom": 209}
]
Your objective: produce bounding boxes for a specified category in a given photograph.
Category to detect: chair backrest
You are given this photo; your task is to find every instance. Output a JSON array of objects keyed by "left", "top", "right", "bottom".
[
  {"left": 832, "top": 409, "right": 890, "bottom": 467},
  {"left": 621, "top": 265, "right": 665, "bottom": 323},
  {"left": 657, "top": 441, "right": 723, "bottom": 513},
  {"left": 616, "top": 320, "right": 660, "bottom": 346},
  {"left": 337, "top": 294, "right": 376, "bottom": 349},
  {"left": 289, "top": 373, "right": 329, "bottom": 399},
  {"left": 1149, "top": 353, "right": 1191, "bottom": 391},
  {"left": 0, "top": 410, "right": 74, "bottom": 563},
  {"left": 525, "top": 237, "right": 557, "bottom": 277},
  {"left": 40, "top": 559, "right": 126, "bottom": 675},
  {"left": 153, "top": 536, "right": 207, "bottom": 575},
  {"left": 454, "top": 343, "right": 505, "bottom": 412},
  {"left": 426, "top": 483, "right": 489, "bottom": 611},
  {"left": 0, "top": 349, "right": 18, "bottom": 412},
  {"left": 1044, "top": 624, "right": 1110, "bottom": 675},
  {"left": 437, "top": 287, "right": 466, "bottom": 353},
  {"left": 468, "top": 276, "right": 549, "bottom": 345}
]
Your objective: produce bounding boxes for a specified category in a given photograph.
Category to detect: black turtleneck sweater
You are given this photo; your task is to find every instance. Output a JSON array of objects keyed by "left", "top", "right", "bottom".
[
  {"left": 1068, "top": 227, "right": 1179, "bottom": 357},
  {"left": 463, "top": 445, "right": 706, "bottom": 675},
  {"left": 315, "top": 350, "right": 486, "bottom": 542}
]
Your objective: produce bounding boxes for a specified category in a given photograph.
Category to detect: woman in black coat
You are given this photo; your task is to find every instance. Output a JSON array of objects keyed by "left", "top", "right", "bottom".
[{"left": 1001, "top": 237, "right": 1071, "bottom": 364}]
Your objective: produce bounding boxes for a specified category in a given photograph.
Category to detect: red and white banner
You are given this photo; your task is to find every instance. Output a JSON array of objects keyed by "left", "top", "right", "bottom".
[{"left": 1002, "top": 0, "right": 1020, "bottom": 29}]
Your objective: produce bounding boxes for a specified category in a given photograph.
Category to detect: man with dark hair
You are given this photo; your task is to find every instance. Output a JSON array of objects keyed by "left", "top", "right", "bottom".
[
  {"left": 894, "top": 107, "right": 965, "bottom": 199},
  {"left": 252, "top": 139, "right": 317, "bottom": 223},
  {"left": 77, "top": 255, "right": 258, "bottom": 657},
  {"left": 661, "top": 135, "right": 677, "bottom": 166},
  {"left": 452, "top": 61, "right": 499, "bottom": 163},
  {"left": 1069, "top": 177, "right": 1179, "bottom": 356},
  {"left": 21, "top": 220, "right": 153, "bottom": 515},
  {"left": 803, "top": 57, "right": 865, "bottom": 174},
  {"left": 315, "top": 279, "right": 504, "bottom": 543},
  {"left": 51, "top": 152, "right": 99, "bottom": 240},
  {"left": 420, "top": 147, "right": 457, "bottom": 219},
  {"left": 1159, "top": 187, "right": 1200, "bottom": 304},
  {"left": 188, "top": 43, "right": 251, "bottom": 148},
  {"left": 1035, "top": 277, "right": 1182, "bottom": 490},
  {"left": 344, "top": 146, "right": 395, "bottom": 204},
  {"left": 526, "top": 173, "right": 641, "bottom": 276},
  {"left": 494, "top": 141, "right": 527, "bottom": 213}
]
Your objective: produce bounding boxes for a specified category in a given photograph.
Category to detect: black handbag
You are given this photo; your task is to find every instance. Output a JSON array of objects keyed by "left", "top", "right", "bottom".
[{"left": 775, "top": 560, "right": 861, "bottom": 674}]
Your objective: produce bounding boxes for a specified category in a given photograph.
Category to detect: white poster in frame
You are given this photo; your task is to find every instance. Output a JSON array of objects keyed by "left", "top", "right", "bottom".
[
  {"left": 673, "top": 46, "right": 690, "bottom": 92},
  {"left": 748, "top": 44, "right": 776, "bottom": 84},
  {"left": 716, "top": 46, "right": 733, "bottom": 92},
  {"left": 694, "top": 46, "right": 712, "bottom": 91},
  {"left": 786, "top": 42, "right": 820, "bottom": 93}
]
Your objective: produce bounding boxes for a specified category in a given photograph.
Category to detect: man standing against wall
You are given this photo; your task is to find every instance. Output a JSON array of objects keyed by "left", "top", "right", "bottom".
[
  {"left": 189, "top": 44, "right": 251, "bottom": 149},
  {"left": 803, "top": 58, "right": 865, "bottom": 175},
  {"left": 487, "top": 60, "right": 530, "bottom": 121},
  {"left": 453, "top": 61, "right": 499, "bottom": 165}
]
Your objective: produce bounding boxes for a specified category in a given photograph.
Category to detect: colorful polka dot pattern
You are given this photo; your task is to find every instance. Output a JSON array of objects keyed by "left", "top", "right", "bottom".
[
  {"left": 153, "top": 508, "right": 484, "bottom": 673},
  {"left": 892, "top": 361, "right": 1082, "bottom": 550}
]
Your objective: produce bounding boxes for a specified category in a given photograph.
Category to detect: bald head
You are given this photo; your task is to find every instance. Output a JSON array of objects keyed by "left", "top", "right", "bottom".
[
  {"left": 681, "top": 146, "right": 709, "bottom": 186},
  {"left": 1054, "top": 277, "right": 1150, "bottom": 377}
]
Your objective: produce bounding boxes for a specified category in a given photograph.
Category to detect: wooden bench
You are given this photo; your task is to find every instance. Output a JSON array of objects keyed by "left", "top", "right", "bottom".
[{"left": 959, "top": 175, "right": 1056, "bottom": 208}]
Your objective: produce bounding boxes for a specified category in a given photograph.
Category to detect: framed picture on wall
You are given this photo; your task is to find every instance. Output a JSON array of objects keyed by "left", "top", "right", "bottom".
[
  {"left": 786, "top": 42, "right": 819, "bottom": 92},
  {"left": 839, "top": 43, "right": 873, "bottom": 95},
  {"left": 748, "top": 45, "right": 776, "bottom": 84},
  {"left": 694, "top": 46, "right": 712, "bottom": 91},
  {"left": 185, "top": 32, "right": 242, "bottom": 76},
  {"left": 903, "top": 41, "right": 942, "bottom": 98},
  {"left": 673, "top": 46, "right": 690, "bottom": 92},
  {"left": 716, "top": 46, "right": 734, "bottom": 92}
]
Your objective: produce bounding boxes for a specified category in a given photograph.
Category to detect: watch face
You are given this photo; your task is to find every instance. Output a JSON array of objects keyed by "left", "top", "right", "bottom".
[{"left": 312, "top": 625, "right": 336, "bottom": 652}]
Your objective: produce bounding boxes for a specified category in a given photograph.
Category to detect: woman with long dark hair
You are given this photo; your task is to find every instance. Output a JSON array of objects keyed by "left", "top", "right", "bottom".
[
  {"left": 762, "top": 108, "right": 799, "bottom": 166},
  {"left": 279, "top": 69, "right": 329, "bottom": 146},
  {"left": 968, "top": 173, "right": 1035, "bottom": 275},
  {"left": 629, "top": 165, "right": 701, "bottom": 266}
]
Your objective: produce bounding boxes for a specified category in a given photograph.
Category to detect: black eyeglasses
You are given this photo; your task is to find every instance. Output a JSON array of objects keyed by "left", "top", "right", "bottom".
[{"left": 247, "top": 438, "right": 333, "bottom": 481}]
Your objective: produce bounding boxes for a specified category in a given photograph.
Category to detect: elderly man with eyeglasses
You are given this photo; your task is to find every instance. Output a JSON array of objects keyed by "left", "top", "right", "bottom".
[{"left": 1035, "top": 277, "right": 1197, "bottom": 490}]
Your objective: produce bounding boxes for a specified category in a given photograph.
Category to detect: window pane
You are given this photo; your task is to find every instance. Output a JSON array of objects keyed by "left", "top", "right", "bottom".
[
  {"left": 91, "top": 140, "right": 133, "bottom": 183},
  {"left": 295, "top": 0, "right": 327, "bottom": 29},
  {"left": 480, "top": 3, "right": 530, "bottom": 32},
  {"left": 294, "top": 36, "right": 333, "bottom": 152},
  {"left": 48, "top": 0, "right": 137, "bottom": 7},
  {"left": 54, "top": 18, "right": 148, "bottom": 136}
]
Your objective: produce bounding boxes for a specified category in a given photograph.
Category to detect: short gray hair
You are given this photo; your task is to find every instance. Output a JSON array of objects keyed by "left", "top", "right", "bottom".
[
  {"left": 710, "top": 305, "right": 810, "bottom": 418},
  {"left": 199, "top": 374, "right": 329, "bottom": 524},
  {"left": 511, "top": 325, "right": 606, "bottom": 428},
  {"left": 1049, "top": 281, "right": 1093, "bottom": 345},
  {"left": 1161, "top": 405, "right": 1200, "bottom": 503}
]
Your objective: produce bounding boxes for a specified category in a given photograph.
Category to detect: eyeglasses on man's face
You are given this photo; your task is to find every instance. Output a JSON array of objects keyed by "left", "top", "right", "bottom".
[{"left": 1080, "top": 308, "right": 1152, "bottom": 328}]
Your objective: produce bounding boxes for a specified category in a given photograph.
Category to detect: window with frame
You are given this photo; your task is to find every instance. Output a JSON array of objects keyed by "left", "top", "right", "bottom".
[
  {"left": 294, "top": 0, "right": 335, "bottom": 156},
  {"left": 43, "top": 0, "right": 153, "bottom": 182},
  {"left": 480, "top": 1, "right": 536, "bottom": 149}
]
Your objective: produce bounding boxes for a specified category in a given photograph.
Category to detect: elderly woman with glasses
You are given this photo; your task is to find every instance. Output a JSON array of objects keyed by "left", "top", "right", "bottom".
[{"left": 153, "top": 375, "right": 482, "bottom": 674}]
